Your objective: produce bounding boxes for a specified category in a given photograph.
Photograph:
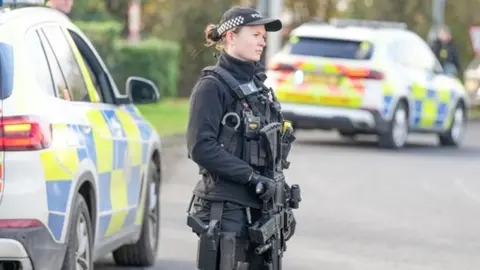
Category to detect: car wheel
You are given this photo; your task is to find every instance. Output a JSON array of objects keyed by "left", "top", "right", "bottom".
[
  {"left": 438, "top": 103, "right": 466, "bottom": 147},
  {"left": 113, "top": 160, "right": 161, "bottom": 267},
  {"left": 61, "top": 194, "right": 94, "bottom": 270},
  {"left": 378, "top": 101, "right": 409, "bottom": 149}
]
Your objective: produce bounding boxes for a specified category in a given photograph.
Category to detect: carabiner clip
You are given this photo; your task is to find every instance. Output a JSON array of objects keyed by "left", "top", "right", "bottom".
[{"left": 221, "top": 112, "right": 241, "bottom": 130}]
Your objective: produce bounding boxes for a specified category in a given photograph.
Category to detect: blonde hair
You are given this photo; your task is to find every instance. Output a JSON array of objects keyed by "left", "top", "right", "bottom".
[{"left": 204, "top": 23, "right": 242, "bottom": 51}]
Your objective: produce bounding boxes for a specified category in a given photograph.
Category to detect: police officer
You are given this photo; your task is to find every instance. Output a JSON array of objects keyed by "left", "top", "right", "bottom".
[
  {"left": 186, "top": 6, "right": 296, "bottom": 270},
  {"left": 431, "top": 25, "right": 460, "bottom": 76}
]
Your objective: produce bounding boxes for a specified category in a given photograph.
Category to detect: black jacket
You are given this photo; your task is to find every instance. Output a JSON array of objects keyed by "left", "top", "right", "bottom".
[
  {"left": 431, "top": 39, "right": 460, "bottom": 71},
  {"left": 186, "top": 52, "right": 268, "bottom": 209}
]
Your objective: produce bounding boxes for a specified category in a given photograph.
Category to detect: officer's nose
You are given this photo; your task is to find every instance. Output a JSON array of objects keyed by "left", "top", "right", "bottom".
[{"left": 259, "top": 37, "right": 266, "bottom": 47}]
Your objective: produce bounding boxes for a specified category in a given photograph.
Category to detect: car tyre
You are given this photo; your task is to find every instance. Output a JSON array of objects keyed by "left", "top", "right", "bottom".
[
  {"left": 378, "top": 101, "right": 409, "bottom": 149},
  {"left": 61, "top": 194, "right": 94, "bottom": 270},
  {"left": 438, "top": 103, "right": 466, "bottom": 147},
  {"left": 113, "top": 160, "right": 161, "bottom": 267}
]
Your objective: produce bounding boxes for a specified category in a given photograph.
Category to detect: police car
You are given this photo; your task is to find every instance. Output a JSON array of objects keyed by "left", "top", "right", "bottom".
[
  {"left": 265, "top": 18, "right": 469, "bottom": 149},
  {"left": 0, "top": 1, "right": 163, "bottom": 269}
]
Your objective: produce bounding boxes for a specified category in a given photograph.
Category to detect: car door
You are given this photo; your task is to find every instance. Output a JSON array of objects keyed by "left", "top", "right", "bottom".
[
  {"left": 22, "top": 27, "right": 81, "bottom": 243},
  {"left": 45, "top": 25, "right": 146, "bottom": 242},
  {"left": 408, "top": 34, "right": 455, "bottom": 130},
  {"left": 390, "top": 35, "right": 447, "bottom": 130},
  {"left": 39, "top": 24, "right": 129, "bottom": 242}
]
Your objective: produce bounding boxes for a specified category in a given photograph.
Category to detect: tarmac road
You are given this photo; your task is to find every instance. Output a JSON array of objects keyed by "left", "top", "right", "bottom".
[{"left": 95, "top": 122, "right": 480, "bottom": 270}]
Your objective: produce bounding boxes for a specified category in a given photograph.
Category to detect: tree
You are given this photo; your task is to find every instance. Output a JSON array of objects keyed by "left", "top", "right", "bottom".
[
  {"left": 153, "top": 0, "right": 243, "bottom": 97},
  {"left": 284, "top": 0, "right": 339, "bottom": 24}
]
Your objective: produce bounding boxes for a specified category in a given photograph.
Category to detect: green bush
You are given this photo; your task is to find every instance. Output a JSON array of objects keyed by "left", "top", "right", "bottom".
[
  {"left": 111, "top": 38, "right": 180, "bottom": 97},
  {"left": 75, "top": 20, "right": 181, "bottom": 97},
  {"left": 74, "top": 20, "right": 122, "bottom": 66}
]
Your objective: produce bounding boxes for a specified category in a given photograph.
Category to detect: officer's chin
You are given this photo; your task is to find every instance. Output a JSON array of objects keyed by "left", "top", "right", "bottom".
[{"left": 250, "top": 54, "right": 262, "bottom": 62}]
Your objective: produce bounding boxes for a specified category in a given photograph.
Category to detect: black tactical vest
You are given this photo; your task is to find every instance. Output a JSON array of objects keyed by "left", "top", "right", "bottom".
[{"left": 200, "top": 65, "right": 284, "bottom": 171}]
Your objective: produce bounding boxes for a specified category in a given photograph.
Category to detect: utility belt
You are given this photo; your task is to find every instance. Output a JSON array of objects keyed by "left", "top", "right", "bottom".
[{"left": 186, "top": 193, "right": 299, "bottom": 270}]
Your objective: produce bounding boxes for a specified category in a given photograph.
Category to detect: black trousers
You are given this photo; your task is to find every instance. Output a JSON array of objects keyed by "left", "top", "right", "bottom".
[{"left": 191, "top": 197, "right": 267, "bottom": 269}]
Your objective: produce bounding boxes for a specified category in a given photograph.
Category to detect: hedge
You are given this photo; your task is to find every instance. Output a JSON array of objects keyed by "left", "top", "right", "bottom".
[
  {"left": 74, "top": 20, "right": 121, "bottom": 66},
  {"left": 111, "top": 38, "right": 180, "bottom": 97},
  {"left": 74, "top": 20, "right": 181, "bottom": 97}
]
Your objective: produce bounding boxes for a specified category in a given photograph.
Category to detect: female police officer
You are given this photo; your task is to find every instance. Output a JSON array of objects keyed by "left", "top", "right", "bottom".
[{"left": 186, "top": 6, "right": 289, "bottom": 270}]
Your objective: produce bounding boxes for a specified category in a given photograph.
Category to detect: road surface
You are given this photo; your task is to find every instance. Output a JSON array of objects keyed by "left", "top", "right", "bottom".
[{"left": 96, "top": 122, "right": 480, "bottom": 270}]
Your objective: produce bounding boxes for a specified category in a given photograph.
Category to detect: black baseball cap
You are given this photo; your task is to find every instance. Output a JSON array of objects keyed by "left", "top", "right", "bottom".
[{"left": 216, "top": 6, "right": 283, "bottom": 36}]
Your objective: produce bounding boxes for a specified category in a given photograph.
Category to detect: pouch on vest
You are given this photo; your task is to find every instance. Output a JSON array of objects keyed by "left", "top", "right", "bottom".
[{"left": 201, "top": 66, "right": 264, "bottom": 159}]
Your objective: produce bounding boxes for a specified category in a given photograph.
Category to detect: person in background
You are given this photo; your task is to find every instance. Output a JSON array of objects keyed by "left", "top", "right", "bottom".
[
  {"left": 45, "top": 0, "right": 73, "bottom": 15},
  {"left": 431, "top": 25, "right": 461, "bottom": 76}
]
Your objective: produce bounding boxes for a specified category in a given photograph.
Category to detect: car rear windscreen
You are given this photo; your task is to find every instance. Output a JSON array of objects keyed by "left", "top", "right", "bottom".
[
  {"left": 0, "top": 42, "right": 13, "bottom": 100},
  {"left": 285, "top": 36, "right": 374, "bottom": 60}
]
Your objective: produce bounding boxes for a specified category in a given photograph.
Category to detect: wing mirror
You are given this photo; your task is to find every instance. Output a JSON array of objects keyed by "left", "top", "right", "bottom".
[{"left": 126, "top": 76, "right": 160, "bottom": 104}]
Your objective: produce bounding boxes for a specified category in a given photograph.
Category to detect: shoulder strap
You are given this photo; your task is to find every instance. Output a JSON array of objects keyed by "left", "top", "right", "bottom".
[
  {"left": 202, "top": 66, "right": 245, "bottom": 100},
  {"left": 253, "top": 73, "right": 284, "bottom": 122},
  {"left": 202, "top": 66, "right": 262, "bottom": 100}
]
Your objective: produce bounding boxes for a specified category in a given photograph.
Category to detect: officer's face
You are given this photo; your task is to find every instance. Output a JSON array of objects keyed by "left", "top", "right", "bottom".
[
  {"left": 439, "top": 29, "right": 451, "bottom": 42},
  {"left": 227, "top": 25, "right": 266, "bottom": 62}
]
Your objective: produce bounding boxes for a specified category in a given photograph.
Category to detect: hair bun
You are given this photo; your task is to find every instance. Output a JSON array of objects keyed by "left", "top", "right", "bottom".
[{"left": 211, "top": 26, "right": 221, "bottom": 42}]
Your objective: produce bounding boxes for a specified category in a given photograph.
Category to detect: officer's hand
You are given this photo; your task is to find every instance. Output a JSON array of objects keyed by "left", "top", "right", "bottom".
[{"left": 249, "top": 173, "right": 276, "bottom": 201}]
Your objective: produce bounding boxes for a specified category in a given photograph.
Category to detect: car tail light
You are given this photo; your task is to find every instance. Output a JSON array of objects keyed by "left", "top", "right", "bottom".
[
  {"left": 344, "top": 68, "right": 384, "bottom": 80},
  {"left": 0, "top": 219, "right": 42, "bottom": 228},
  {"left": 268, "top": 62, "right": 297, "bottom": 72},
  {"left": 0, "top": 116, "right": 52, "bottom": 151}
]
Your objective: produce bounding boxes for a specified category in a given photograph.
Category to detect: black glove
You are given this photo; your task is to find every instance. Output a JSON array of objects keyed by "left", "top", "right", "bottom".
[{"left": 249, "top": 173, "right": 276, "bottom": 201}]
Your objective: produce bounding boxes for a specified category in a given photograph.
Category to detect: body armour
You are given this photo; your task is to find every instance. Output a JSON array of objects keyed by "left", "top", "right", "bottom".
[{"left": 191, "top": 64, "right": 288, "bottom": 209}]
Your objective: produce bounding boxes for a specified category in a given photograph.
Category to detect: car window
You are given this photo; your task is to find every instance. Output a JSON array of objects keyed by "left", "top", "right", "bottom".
[
  {"left": 37, "top": 30, "right": 69, "bottom": 100},
  {"left": 0, "top": 41, "right": 14, "bottom": 100},
  {"left": 388, "top": 38, "right": 410, "bottom": 65},
  {"left": 390, "top": 39, "right": 416, "bottom": 66},
  {"left": 25, "top": 30, "right": 56, "bottom": 97},
  {"left": 284, "top": 36, "right": 374, "bottom": 60},
  {"left": 67, "top": 29, "right": 117, "bottom": 104},
  {"left": 41, "top": 26, "right": 90, "bottom": 102},
  {"left": 72, "top": 44, "right": 103, "bottom": 103},
  {"left": 82, "top": 55, "right": 102, "bottom": 101},
  {"left": 410, "top": 35, "right": 439, "bottom": 71},
  {"left": 391, "top": 35, "right": 438, "bottom": 71}
]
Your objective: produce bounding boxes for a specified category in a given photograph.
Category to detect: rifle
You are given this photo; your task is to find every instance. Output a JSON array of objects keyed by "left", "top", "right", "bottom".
[{"left": 248, "top": 122, "right": 301, "bottom": 270}]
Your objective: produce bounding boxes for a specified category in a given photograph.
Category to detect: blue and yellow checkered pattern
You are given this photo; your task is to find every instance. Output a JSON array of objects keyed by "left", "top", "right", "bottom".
[
  {"left": 381, "top": 82, "right": 394, "bottom": 117},
  {"left": 409, "top": 83, "right": 455, "bottom": 129},
  {"left": 381, "top": 81, "right": 456, "bottom": 130},
  {"left": 40, "top": 105, "right": 154, "bottom": 242}
]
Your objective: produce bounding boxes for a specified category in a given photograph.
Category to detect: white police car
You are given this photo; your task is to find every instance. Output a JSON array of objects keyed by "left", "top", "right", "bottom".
[
  {"left": 0, "top": 1, "right": 163, "bottom": 269},
  {"left": 265, "top": 18, "right": 468, "bottom": 149}
]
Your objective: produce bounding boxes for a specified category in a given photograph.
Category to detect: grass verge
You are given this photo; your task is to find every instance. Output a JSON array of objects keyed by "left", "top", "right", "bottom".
[
  {"left": 469, "top": 107, "right": 480, "bottom": 120},
  {"left": 136, "top": 98, "right": 190, "bottom": 137}
]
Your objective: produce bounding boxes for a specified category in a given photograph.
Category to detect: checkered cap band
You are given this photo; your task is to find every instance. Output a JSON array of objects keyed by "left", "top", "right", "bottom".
[{"left": 217, "top": 16, "right": 245, "bottom": 35}]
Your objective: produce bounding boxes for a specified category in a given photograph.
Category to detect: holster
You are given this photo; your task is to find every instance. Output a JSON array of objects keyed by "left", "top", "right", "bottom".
[
  {"left": 189, "top": 200, "right": 250, "bottom": 270},
  {"left": 197, "top": 229, "right": 220, "bottom": 270},
  {"left": 197, "top": 230, "right": 247, "bottom": 270}
]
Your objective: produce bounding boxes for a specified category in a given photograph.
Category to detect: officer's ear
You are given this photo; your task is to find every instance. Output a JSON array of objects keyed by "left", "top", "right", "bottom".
[
  {"left": 225, "top": 29, "right": 237, "bottom": 42},
  {"left": 225, "top": 30, "right": 236, "bottom": 43}
]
